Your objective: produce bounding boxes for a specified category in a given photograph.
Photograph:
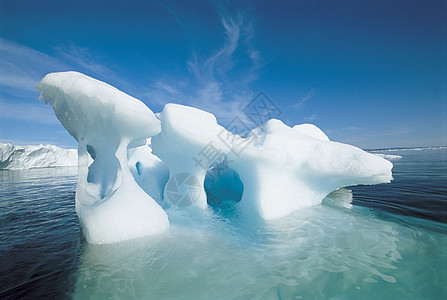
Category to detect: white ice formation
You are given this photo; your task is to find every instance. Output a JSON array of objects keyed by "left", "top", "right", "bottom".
[
  {"left": 128, "top": 139, "right": 169, "bottom": 204},
  {"left": 37, "top": 71, "right": 169, "bottom": 244},
  {"left": 293, "top": 123, "right": 330, "bottom": 141},
  {"left": 229, "top": 119, "right": 392, "bottom": 219},
  {"left": 374, "top": 153, "right": 403, "bottom": 161},
  {"left": 151, "top": 104, "right": 234, "bottom": 209},
  {"left": 0, "top": 143, "right": 77, "bottom": 170},
  {"left": 37, "top": 71, "right": 393, "bottom": 244}
]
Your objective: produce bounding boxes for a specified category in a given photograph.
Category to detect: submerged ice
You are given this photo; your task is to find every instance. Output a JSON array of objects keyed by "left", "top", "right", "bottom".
[{"left": 37, "top": 71, "right": 393, "bottom": 244}]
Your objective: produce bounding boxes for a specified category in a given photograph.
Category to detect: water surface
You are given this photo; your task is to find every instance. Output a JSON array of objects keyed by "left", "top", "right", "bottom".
[{"left": 0, "top": 148, "right": 446, "bottom": 299}]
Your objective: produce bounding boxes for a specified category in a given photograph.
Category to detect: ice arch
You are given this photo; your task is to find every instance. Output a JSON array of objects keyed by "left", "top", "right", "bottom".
[
  {"left": 37, "top": 71, "right": 169, "bottom": 244},
  {"left": 204, "top": 161, "right": 244, "bottom": 209},
  {"left": 127, "top": 140, "right": 169, "bottom": 206},
  {"left": 151, "top": 104, "right": 234, "bottom": 209},
  {"left": 230, "top": 119, "right": 393, "bottom": 220},
  {"left": 37, "top": 71, "right": 394, "bottom": 230}
]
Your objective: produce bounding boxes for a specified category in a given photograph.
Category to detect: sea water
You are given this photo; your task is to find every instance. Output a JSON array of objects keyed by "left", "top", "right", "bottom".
[{"left": 0, "top": 147, "right": 446, "bottom": 299}]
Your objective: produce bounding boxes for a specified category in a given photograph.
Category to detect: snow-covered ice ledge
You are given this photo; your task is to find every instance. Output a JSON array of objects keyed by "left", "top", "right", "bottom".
[{"left": 37, "top": 71, "right": 393, "bottom": 244}]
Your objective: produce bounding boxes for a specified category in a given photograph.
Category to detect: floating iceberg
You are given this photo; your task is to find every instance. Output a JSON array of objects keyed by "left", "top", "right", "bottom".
[
  {"left": 229, "top": 119, "right": 393, "bottom": 219},
  {"left": 127, "top": 139, "right": 169, "bottom": 204},
  {"left": 0, "top": 143, "right": 77, "bottom": 170},
  {"left": 293, "top": 123, "right": 330, "bottom": 141},
  {"left": 37, "top": 71, "right": 393, "bottom": 244},
  {"left": 152, "top": 103, "right": 234, "bottom": 208},
  {"left": 374, "top": 153, "right": 403, "bottom": 161},
  {"left": 37, "top": 72, "right": 169, "bottom": 244}
]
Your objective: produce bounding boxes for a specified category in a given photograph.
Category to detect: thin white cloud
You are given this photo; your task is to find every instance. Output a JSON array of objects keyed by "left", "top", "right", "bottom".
[
  {"left": 203, "top": 16, "right": 240, "bottom": 76},
  {"left": 359, "top": 127, "right": 412, "bottom": 138},
  {"left": 0, "top": 36, "right": 135, "bottom": 96},
  {"left": 326, "top": 126, "right": 362, "bottom": 135},
  {"left": 292, "top": 89, "right": 316, "bottom": 108},
  {"left": 159, "top": 2, "right": 186, "bottom": 32},
  {"left": 186, "top": 14, "right": 261, "bottom": 125},
  {"left": 0, "top": 100, "right": 59, "bottom": 124},
  {"left": 0, "top": 38, "right": 74, "bottom": 126},
  {"left": 154, "top": 80, "right": 180, "bottom": 95},
  {"left": 144, "top": 11, "right": 261, "bottom": 127},
  {"left": 0, "top": 74, "right": 37, "bottom": 92},
  {"left": 54, "top": 45, "right": 116, "bottom": 80},
  {"left": 379, "top": 128, "right": 411, "bottom": 136},
  {"left": 0, "top": 37, "right": 69, "bottom": 94},
  {"left": 1, "top": 6, "right": 263, "bottom": 132},
  {"left": 241, "top": 20, "right": 263, "bottom": 83},
  {"left": 303, "top": 114, "right": 317, "bottom": 122},
  {"left": 324, "top": 126, "right": 414, "bottom": 149},
  {"left": 0, "top": 37, "right": 143, "bottom": 126},
  {"left": 325, "top": 126, "right": 411, "bottom": 141}
]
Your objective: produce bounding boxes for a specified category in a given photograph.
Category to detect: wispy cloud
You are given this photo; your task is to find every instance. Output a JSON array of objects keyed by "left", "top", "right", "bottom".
[
  {"left": 292, "top": 89, "right": 316, "bottom": 108},
  {"left": 0, "top": 36, "right": 136, "bottom": 96},
  {"left": 145, "top": 10, "right": 262, "bottom": 127},
  {"left": 55, "top": 45, "right": 114, "bottom": 80},
  {"left": 326, "top": 126, "right": 411, "bottom": 137},
  {"left": 158, "top": 1, "right": 186, "bottom": 32},
  {"left": 324, "top": 126, "right": 413, "bottom": 148},
  {"left": 377, "top": 128, "right": 412, "bottom": 136},
  {"left": 326, "top": 126, "right": 362, "bottom": 135},
  {"left": 188, "top": 14, "right": 260, "bottom": 125},
  {"left": 154, "top": 80, "right": 180, "bottom": 96},
  {"left": 53, "top": 44, "right": 142, "bottom": 96},
  {"left": 303, "top": 114, "right": 317, "bottom": 122},
  {"left": 0, "top": 37, "right": 73, "bottom": 127},
  {"left": 1, "top": 5, "right": 263, "bottom": 130},
  {"left": 200, "top": 16, "right": 240, "bottom": 77},
  {"left": 0, "top": 74, "right": 37, "bottom": 92},
  {"left": 0, "top": 100, "right": 59, "bottom": 124},
  {"left": 0, "top": 37, "right": 140, "bottom": 126},
  {"left": 0, "top": 37, "right": 69, "bottom": 94}
]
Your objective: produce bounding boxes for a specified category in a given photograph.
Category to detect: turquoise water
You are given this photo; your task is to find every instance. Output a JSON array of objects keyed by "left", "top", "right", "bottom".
[{"left": 1, "top": 148, "right": 446, "bottom": 299}]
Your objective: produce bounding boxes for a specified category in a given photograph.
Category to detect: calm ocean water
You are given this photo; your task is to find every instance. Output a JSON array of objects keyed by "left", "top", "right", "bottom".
[{"left": 0, "top": 147, "right": 446, "bottom": 299}]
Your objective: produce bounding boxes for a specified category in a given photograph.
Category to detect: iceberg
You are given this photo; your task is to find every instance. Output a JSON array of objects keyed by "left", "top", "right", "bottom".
[
  {"left": 374, "top": 153, "right": 403, "bottom": 161},
  {"left": 293, "top": 123, "right": 330, "bottom": 141},
  {"left": 36, "top": 71, "right": 393, "bottom": 243},
  {"left": 127, "top": 139, "right": 169, "bottom": 204},
  {"left": 37, "top": 71, "right": 169, "bottom": 244},
  {"left": 0, "top": 143, "right": 77, "bottom": 170},
  {"left": 228, "top": 119, "right": 393, "bottom": 219},
  {"left": 151, "top": 103, "right": 234, "bottom": 209}
]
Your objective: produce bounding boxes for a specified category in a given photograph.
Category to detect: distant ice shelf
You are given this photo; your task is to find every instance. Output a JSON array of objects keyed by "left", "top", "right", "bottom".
[{"left": 0, "top": 143, "right": 77, "bottom": 170}]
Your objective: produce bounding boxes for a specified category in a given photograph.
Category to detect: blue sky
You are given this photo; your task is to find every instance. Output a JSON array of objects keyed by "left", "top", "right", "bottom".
[{"left": 1, "top": 0, "right": 445, "bottom": 149}]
